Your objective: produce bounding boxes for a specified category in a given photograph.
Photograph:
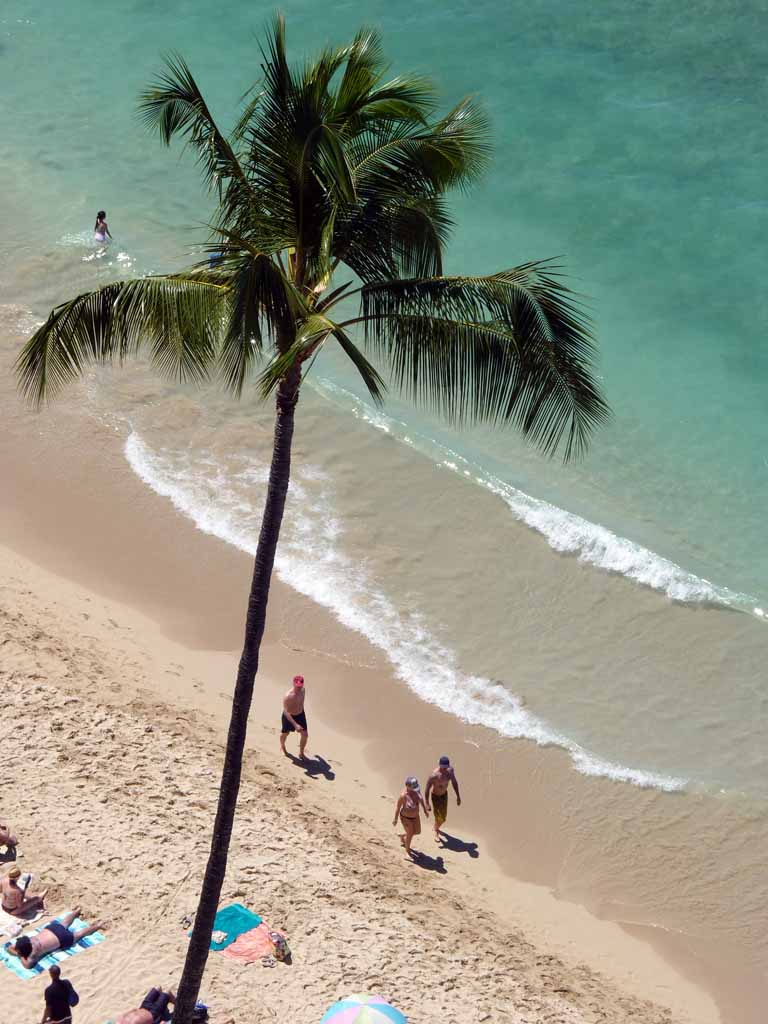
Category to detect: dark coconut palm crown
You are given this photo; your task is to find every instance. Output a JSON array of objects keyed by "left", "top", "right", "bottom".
[
  {"left": 15, "top": 15, "right": 609, "bottom": 1021},
  {"left": 18, "top": 14, "right": 607, "bottom": 457}
]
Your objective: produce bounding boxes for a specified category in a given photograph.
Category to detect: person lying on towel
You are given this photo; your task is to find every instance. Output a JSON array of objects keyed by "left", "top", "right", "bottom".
[
  {"left": 7, "top": 909, "right": 103, "bottom": 968},
  {"left": 116, "top": 987, "right": 176, "bottom": 1024}
]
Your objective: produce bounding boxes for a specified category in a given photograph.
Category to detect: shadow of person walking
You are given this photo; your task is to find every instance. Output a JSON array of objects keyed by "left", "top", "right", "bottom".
[
  {"left": 439, "top": 831, "right": 479, "bottom": 858},
  {"left": 286, "top": 752, "right": 336, "bottom": 781},
  {"left": 410, "top": 850, "right": 448, "bottom": 873}
]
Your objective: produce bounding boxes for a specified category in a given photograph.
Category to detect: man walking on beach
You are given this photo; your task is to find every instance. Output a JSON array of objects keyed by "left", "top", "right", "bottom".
[
  {"left": 425, "top": 755, "right": 461, "bottom": 843},
  {"left": 280, "top": 674, "right": 308, "bottom": 759},
  {"left": 42, "top": 964, "right": 78, "bottom": 1024}
]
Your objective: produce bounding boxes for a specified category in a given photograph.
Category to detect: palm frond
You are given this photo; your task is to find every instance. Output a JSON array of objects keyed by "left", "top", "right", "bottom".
[
  {"left": 216, "top": 252, "right": 298, "bottom": 395},
  {"left": 330, "top": 324, "right": 386, "bottom": 405},
  {"left": 17, "top": 275, "right": 226, "bottom": 405},
  {"left": 349, "top": 97, "right": 491, "bottom": 197},
  {"left": 256, "top": 312, "right": 331, "bottom": 398},
  {"left": 138, "top": 56, "right": 250, "bottom": 203},
  {"left": 345, "top": 263, "right": 609, "bottom": 459}
]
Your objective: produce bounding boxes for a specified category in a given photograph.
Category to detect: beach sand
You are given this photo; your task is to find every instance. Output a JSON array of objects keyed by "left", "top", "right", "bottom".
[{"left": 0, "top": 540, "right": 713, "bottom": 1024}]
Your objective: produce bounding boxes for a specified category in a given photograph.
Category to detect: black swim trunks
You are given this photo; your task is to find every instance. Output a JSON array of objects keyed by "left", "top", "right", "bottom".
[
  {"left": 47, "top": 920, "right": 75, "bottom": 951},
  {"left": 281, "top": 710, "right": 307, "bottom": 734},
  {"left": 140, "top": 988, "right": 174, "bottom": 1024}
]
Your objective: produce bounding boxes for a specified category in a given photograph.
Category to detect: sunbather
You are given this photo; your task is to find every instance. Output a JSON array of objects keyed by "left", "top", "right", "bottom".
[
  {"left": 0, "top": 820, "right": 16, "bottom": 851},
  {"left": 7, "top": 909, "right": 103, "bottom": 968},
  {"left": 116, "top": 987, "right": 176, "bottom": 1024},
  {"left": 1, "top": 865, "right": 47, "bottom": 917}
]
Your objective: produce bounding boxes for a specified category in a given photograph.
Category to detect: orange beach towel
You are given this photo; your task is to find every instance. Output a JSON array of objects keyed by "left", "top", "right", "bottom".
[{"left": 221, "top": 923, "right": 281, "bottom": 964}]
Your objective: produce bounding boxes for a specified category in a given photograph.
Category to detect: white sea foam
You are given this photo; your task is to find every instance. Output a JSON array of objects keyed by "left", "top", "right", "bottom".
[
  {"left": 124, "top": 430, "right": 686, "bottom": 792},
  {"left": 315, "top": 380, "right": 762, "bottom": 616}
]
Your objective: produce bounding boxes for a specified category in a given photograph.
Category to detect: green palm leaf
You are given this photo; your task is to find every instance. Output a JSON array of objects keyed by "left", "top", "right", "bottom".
[
  {"left": 338, "top": 262, "right": 608, "bottom": 459},
  {"left": 17, "top": 275, "right": 226, "bottom": 404}
]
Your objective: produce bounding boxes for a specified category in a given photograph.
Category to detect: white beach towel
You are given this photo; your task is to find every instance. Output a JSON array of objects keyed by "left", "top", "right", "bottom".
[{"left": 0, "top": 905, "right": 44, "bottom": 938}]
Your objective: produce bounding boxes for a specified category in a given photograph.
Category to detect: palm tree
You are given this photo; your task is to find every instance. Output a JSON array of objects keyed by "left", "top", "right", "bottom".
[{"left": 16, "top": 14, "right": 608, "bottom": 1021}]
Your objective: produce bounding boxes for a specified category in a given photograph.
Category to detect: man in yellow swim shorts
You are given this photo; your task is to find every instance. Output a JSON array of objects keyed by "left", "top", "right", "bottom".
[{"left": 425, "top": 755, "right": 462, "bottom": 844}]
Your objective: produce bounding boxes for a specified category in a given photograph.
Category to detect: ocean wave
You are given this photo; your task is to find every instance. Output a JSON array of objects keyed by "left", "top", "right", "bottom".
[
  {"left": 314, "top": 379, "right": 764, "bottom": 618},
  {"left": 124, "top": 429, "right": 686, "bottom": 793}
]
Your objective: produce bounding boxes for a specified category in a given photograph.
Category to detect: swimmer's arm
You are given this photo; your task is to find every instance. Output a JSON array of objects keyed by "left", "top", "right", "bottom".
[
  {"left": 425, "top": 774, "right": 434, "bottom": 800},
  {"left": 105, "top": 223, "right": 113, "bottom": 239}
]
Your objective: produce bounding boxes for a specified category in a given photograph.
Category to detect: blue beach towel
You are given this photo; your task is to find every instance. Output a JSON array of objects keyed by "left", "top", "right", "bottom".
[
  {"left": 0, "top": 916, "right": 105, "bottom": 979},
  {"left": 188, "top": 903, "right": 261, "bottom": 951}
]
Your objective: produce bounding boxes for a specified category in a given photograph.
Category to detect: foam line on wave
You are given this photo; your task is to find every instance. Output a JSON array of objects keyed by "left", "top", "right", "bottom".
[
  {"left": 123, "top": 429, "right": 686, "bottom": 793},
  {"left": 313, "top": 379, "right": 764, "bottom": 619}
]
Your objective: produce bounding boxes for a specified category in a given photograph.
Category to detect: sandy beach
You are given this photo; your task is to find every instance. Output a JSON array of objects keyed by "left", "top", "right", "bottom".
[{"left": 0, "top": 537, "right": 717, "bottom": 1024}]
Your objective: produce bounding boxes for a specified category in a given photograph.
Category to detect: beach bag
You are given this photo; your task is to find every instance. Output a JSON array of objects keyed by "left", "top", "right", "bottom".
[
  {"left": 269, "top": 931, "right": 290, "bottom": 961},
  {"left": 191, "top": 1003, "right": 209, "bottom": 1023}
]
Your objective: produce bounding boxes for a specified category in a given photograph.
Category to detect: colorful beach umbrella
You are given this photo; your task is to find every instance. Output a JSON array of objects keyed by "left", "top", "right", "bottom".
[{"left": 320, "top": 994, "right": 407, "bottom": 1024}]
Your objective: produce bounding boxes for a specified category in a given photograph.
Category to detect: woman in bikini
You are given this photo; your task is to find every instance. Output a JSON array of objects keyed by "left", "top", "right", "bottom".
[
  {"left": 1, "top": 866, "right": 47, "bottom": 917},
  {"left": 94, "top": 211, "right": 112, "bottom": 245},
  {"left": 392, "top": 776, "right": 430, "bottom": 858}
]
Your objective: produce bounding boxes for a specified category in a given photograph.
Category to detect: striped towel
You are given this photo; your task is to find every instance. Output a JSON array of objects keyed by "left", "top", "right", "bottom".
[{"left": 0, "top": 915, "right": 105, "bottom": 979}]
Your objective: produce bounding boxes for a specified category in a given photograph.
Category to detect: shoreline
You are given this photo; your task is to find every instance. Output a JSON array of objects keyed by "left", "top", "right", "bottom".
[
  {"left": 0, "top": 544, "right": 716, "bottom": 1024},
  {"left": 0, "top": 327, "right": 727, "bottom": 1022}
]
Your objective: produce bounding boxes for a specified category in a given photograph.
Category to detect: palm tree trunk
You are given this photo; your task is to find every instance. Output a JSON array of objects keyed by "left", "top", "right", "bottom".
[{"left": 172, "top": 365, "right": 301, "bottom": 1024}]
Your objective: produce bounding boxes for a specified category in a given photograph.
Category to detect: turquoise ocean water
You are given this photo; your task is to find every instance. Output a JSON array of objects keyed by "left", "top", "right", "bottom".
[{"left": 2, "top": 0, "right": 768, "bottom": 794}]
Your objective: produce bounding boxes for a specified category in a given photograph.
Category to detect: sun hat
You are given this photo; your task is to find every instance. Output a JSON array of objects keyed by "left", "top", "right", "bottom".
[
  {"left": 8, "top": 866, "right": 21, "bottom": 879},
  {"left": 405, "top": 776, "right": 420, "bottom": 790},
  {"left": 439, "top": 755, "right": 450, "bottom": 766},
  {"left": 292, "top": 675, "right": 304, "bottom": 687}
]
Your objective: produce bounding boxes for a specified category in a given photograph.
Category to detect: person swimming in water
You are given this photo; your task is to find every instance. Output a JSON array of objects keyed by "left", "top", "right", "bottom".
[{"left": 94, "top": 210, "right": 112, "bottom": 244}]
